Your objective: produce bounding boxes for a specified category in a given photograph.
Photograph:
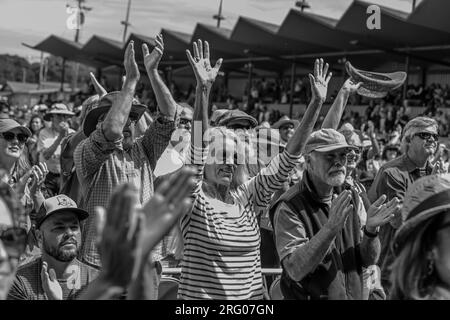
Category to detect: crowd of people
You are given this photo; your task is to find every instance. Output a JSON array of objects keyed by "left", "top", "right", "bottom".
[{"left": 1, "top": 33, "right": 450, "bottom": 301}]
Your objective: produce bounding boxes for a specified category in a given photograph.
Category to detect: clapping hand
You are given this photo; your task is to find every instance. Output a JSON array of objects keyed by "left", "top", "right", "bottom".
[
  {"left": 366, "top": 195, "right": 401, "bottom": 233},
  {"left": 142, "top": 34, "right": 164, "bottom": 72},
  {"left": 186, "top": 39, "right": 223, "bottom": 87},
  {"left": 41, "top": 261, "right": 63, "bottom": 300},
  {"left": 309, "top": 58, "right": 332, "bottom": 103},
  {"left": 341, "top": 78, "right": 362, "bottom": 95},
  {"left": 123, "top": 41, "right": 140, "bottom": 88}
]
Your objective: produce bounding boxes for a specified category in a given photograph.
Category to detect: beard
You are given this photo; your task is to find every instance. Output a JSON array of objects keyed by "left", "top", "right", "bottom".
[
  {"left": 326, "top": 171, "right": 346, "bottom": 187},
  {"left": 42, "top": 237, "right": 78, "bottom": 262}
]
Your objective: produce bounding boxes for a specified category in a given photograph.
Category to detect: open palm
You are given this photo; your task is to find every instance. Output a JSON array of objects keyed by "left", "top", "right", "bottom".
[
  {"left": 142, "top": 34, "right": 164, "bottom": 72},
  {"left": 186, "top": 39, "right": 223, "bottom": 87},
  {"left": 309, "top": 58, "right": 332, "bottom": 102}
]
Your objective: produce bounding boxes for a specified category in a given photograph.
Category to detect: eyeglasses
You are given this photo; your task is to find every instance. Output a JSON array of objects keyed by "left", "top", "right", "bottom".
[
  {"left": 1, "top": 132, "right": 29, "bottom": 144},
  {"left": 0, "top": 226, "right": 27, "bottom": 259},
  {"left": 414, "top": 132, "right": 439, "bottom": 141}
]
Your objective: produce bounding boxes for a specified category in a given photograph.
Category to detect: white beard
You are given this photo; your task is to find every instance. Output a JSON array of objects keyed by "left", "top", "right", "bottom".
[{"left": 326, "top": 172, "right": 346, "bottom": 187}]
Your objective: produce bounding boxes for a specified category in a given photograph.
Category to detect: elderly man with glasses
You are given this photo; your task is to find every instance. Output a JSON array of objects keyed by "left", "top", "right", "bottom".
[{"left": 368, "top": 116, "right": 443, "bottom": 297}]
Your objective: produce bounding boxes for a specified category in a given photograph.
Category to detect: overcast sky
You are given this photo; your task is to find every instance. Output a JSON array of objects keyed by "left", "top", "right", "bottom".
[{"left": 0, "top": 0, "right": 419, "bottom": 61}]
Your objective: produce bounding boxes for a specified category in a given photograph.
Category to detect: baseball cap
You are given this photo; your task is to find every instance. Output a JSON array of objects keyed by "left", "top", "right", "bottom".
[
  {"left": 305, "top": 128, "right": 358, "bottom": 154},
  {"left": 35, "top": 195, "right": 89, "bottom": 229},
  {"left": 0, "top": 118, "right": 31, "bottom": 136}
]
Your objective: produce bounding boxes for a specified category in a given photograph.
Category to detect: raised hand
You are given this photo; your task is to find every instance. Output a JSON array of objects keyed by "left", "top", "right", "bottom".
[
  {"left": 366, "top": 195, "right": 401, "bottom": 232},
  {"left": 142, "top": 34, "right": 164, "bottom": 72},
  {"left": 96, "top": 183, "right": 142, "bottom": 288},
  {"left": 309, "top": 58, "right": 332, "bottom": 102},
  {"left": 28, "top": 162, "right": 48, "bottom": 205},
  {"left": 89, "top": 72, "right": 107, "bottom": 97},
  {"left": 58, "top": 121, "right": 70, "bottom": 137},
  {"left": 341, "top": 78, "right": 362, "bottom": 94},
  {"left": 186, "top": 39, "right": 223, "bottom": 87},
  {"left": 326, "top": 190, "right": 353, "bottom": 233},
  {"left": 123, "top": 40, "right": 140, "bottom": 86},
  {"left": 41, "top": 261, "right": 63, "bottom": 300}
]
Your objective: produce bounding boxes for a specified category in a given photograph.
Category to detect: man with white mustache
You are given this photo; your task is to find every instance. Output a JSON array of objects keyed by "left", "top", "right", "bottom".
[
  {"left": 7, "top": 195, "right": 99, "bottom": 300},
  {"left": 270, "top": 128, "right": 396, "bottom": 299}
]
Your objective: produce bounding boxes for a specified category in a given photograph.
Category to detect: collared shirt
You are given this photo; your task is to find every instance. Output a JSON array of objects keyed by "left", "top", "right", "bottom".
[
  {"left": 368, "top": 153, "right": 433, "bottom": 289},
  {"left": 74, "top": 116, "right": 175, "bottom": 267},
  {"left": 37, "top": 127, "right": 75, "bottom": 174}
]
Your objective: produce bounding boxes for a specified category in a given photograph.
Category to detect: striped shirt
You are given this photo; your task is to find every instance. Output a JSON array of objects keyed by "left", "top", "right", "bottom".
[
  {"left": 74, "top": 115, "right": 175, "bottom": 267},
  {"left": 178, "top": 144, "right": 301, "bottom": 300}
]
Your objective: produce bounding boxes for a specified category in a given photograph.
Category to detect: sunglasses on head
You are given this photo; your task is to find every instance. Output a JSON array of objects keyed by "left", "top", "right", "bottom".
[
  {"left": 0, "top": 226, "right": 27, "bottom": 259},
  {"left": 1, "top": 132, "right": 29, "bottom": 144},
  {"left": 414, "top": 132, "right": 439, "bottom": 141}
]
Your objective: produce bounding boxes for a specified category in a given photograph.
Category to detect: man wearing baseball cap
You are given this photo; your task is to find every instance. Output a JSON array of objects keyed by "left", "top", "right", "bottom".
[
  {"left": 8, "top": 194, "right": 98, "bottom": 300},
  {"left": 269, "top": 128, "right": 389, "bottom": 299},
  {"left": 37, "top": 103, "right": 75, "bottom": 197}
]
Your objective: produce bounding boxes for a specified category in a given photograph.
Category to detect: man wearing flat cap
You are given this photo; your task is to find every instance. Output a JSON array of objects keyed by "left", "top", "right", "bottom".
[
  {"left": 270, "top": 128, "right": 389, "bottom": 300},
  {"left": 37, "top": 103, "right": 75, "bottom": 197}
]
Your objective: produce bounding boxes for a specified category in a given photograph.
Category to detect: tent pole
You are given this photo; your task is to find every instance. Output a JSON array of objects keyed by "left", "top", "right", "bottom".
[
  {"left": 289, "top": 60, "right": 296, "bottom": 119},
  {"left": 246, "top": 61, "right": 253, "bottom": 111}
]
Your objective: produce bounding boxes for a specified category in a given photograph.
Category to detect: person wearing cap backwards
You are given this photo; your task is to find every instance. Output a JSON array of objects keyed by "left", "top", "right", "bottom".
[
  {"left": 73, "top": 36, "right": 177, "bottom": 299},
  {"left": 390, "top": 174, "right": 450, "bottom": 300},
  {"left": 0, "top": 180, "right": 28, "bottom": 300},
  {"left": 7, "top": 194, "right": 98, "bottom": 300},
  {"left": 270, "top": 125, "right": 400, "bottom": 300},
  {"left": 37, "top": 103, "right": 75, "bottom": 197},
  {"left": 369, "top": 116, "right": 445, "bottom": 297},
  {"left": 179, "top": 54, "right": 330, "bottom": 300}
]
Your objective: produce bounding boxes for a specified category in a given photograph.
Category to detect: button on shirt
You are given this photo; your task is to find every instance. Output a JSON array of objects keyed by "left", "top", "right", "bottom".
[
  {"left": 37, "top": 127, "right": 75, "bottom": 174},
  {"left": 74, "top": 116, "right": 175, "bottom": 267}
]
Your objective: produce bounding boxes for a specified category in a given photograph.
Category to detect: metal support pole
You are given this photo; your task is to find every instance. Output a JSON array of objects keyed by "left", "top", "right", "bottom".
[
  {"left": 60, "top": 58, "right": 66, "bottom": 92},
  {"left": 403, "top": 55, "right": 410, "bottom": 100},
  {"left": 246, "top": 62, "right": 253, "bottom": 111},
  {"left": 289, "top": 60, "right": 296, "bottom": 119}
]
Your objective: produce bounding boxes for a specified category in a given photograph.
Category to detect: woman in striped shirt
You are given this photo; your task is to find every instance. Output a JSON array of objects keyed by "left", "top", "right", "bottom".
[{"left": 179, "top": 40, "right": 332, "bottom": 299}]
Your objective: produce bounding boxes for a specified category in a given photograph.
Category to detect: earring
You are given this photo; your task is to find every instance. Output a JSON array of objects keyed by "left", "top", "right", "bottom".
[{"left": 427, "top": 259, "right": 435, "bottom": 276}]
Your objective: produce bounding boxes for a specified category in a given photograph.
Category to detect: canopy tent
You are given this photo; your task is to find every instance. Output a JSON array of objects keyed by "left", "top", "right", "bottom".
[{"left": 25, "top": 0, "right": 450, "bottom": 79}]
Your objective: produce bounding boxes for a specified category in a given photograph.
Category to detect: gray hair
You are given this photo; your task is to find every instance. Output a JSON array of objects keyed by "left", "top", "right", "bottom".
[{"left": 401, "top": 117, "right": 438, "bottom": 152}]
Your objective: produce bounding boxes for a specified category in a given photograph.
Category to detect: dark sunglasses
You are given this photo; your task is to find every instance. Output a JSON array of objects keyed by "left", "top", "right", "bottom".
[
  {"left": 0, "top": 226, "right": 27, "bottom": 259},
  {"left": 179, "top": 119, "right": 192, "bottom": 125},
  {"left": 414, "top": 132, "right": 439, "bottom": 141},
  {"left": 1, "top": 132, "right": 29, "bottom": 144},
  {"left": 227, "top": 124, "right": 252, "bottom": 130}
]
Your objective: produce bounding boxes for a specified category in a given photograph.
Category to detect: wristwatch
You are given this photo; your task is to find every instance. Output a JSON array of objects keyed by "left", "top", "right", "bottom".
[{"left": 363, "top": 226, "right": 379, "bottom": 238}]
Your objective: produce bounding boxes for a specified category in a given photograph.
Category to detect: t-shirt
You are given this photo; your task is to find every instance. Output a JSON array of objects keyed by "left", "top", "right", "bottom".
[{"left": 7, "top": 258, "right": 99, "bottom": 300}]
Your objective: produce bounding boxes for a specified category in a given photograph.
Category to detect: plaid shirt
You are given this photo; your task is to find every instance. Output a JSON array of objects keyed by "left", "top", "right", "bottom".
[{"left": 74, "top": 115, "right": 176, "bottom": 267}]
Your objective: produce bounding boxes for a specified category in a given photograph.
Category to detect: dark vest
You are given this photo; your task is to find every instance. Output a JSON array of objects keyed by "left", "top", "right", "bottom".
[{"left": 269, "top": 173, "right": 364, "bottom": 300}]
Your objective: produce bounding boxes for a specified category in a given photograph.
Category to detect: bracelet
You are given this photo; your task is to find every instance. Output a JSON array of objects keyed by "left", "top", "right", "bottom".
[{"left": 363, "top": 226, "right": 379, "bottom": 238}]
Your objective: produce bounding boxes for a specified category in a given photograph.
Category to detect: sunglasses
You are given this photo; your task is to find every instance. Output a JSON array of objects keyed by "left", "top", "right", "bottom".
[
  {"left": 1, "top": 132, "right": 29, "bottom": 144},
  {"left": 227, "top": 124, "right": 252, "bottom": 130},
  {"left": 0, "top": 226, "right": 27, "bottom": 259},
  {"left": 414, "top": 132, "right": 439, "bottom": 141}
]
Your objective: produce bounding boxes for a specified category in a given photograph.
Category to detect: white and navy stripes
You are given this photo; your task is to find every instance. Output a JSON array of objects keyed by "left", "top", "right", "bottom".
[{"left": 178, "top": 144, "right": 301, "bottom": 300}]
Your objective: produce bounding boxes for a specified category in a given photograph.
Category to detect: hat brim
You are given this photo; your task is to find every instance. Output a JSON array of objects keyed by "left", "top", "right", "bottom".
[
  {"left": 311, "top": 143, "right": 359, "bottom": 153},
  {"left": 393, "top": 204, "right": 450, "bottom": 255},
  {"left": 272, "top": 119, "right": 300, "bottom": 129},
  {"left": 36, "top": 207, "right": 89, "bottom": 229},
  {"left": 44, "top": 110, "right": 75, "bottom": 121},
  {"left": 83, "top": 104, "right": 147, "bottom": 137},
  {"left": 0, "top": 120, "right": 32, "bottom": 137}
]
